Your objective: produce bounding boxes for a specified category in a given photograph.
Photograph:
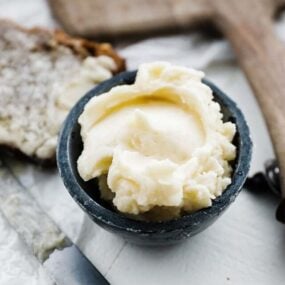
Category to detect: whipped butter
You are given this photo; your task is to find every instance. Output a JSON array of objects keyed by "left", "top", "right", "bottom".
[{"left": 77, "top": 62, "right": 236, "bottom": 218}]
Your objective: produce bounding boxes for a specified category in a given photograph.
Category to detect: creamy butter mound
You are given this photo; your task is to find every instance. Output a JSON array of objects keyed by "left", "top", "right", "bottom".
[{"left": 77, "top": 62, "right": 236, "bottom": 218}]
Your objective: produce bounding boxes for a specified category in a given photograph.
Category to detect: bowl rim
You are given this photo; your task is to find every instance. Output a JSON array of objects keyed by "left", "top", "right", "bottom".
[{"left": 57, "top": 70, "right": 252, "bottom": 234}]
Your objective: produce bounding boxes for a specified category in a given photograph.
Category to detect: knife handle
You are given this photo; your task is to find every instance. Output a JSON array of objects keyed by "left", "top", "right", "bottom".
[
  {"left": 0, "top": 158, "right": 110, "bottom": 285},
  {"left": 0, "top": 159, "right": 69, "bottom": 262}
]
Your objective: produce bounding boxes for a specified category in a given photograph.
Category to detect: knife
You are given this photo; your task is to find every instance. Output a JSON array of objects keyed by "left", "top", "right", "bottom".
[{"left": 0, "top": 155, "right": 109, "bottom": 285}]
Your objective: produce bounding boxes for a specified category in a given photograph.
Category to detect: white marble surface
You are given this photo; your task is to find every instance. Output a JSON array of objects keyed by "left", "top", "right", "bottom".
[{"left": 0, "top": 0, "right": 284, "bottom": 284}]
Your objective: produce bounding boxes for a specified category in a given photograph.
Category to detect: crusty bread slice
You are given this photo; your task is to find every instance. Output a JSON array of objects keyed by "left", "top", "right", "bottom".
[{"left": 0, "top": 19, "right": 125, "bottom": 164}]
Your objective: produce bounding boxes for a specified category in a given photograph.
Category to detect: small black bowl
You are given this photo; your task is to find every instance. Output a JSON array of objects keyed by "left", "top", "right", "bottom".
[{"left": 57, "top": 71, "right": 252, "bottom": 246}]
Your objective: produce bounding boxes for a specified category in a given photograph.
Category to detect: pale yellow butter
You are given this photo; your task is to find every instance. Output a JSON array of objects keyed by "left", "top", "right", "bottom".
[{"left": 77, "top": 62, "right": 236, "bottom": 217}]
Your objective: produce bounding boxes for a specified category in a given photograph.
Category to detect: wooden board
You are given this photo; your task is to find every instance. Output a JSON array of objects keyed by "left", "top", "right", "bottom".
[
  {"left": 48, "top": 0, "right": 211, "bottom": 37},
  {"left": 48, "top": 0, "right": 285, "bottom": 37}
]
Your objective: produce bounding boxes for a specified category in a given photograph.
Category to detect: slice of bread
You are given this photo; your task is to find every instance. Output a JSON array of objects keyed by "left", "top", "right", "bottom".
[{"left": 0, "top": 19, "right": 125, "bottom": 164}]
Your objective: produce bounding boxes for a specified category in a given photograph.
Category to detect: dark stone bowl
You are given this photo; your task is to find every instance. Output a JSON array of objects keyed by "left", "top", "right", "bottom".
[{"left": 57, "top": 71, "right": 252, "bottom": 246}]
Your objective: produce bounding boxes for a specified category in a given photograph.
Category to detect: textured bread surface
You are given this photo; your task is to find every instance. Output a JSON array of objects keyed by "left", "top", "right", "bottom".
[{"left": 0, "top": 20, "right": 125, "bottom": 164}]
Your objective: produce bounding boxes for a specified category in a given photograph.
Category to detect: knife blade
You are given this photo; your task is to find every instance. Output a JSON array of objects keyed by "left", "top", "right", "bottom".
[{"left": 0, "top": 156, "right": 109, "bottom": 285}]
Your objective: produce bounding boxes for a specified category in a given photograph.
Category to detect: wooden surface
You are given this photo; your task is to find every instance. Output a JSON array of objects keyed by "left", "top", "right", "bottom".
[
  {"left": 212, "top": 0, "right": 285, "bottom": 218},
  {"left": 48, "top": 0, "right": 212, "bottom": 37},
  {"left": 1, "top": 1, "right": 285, "bottom": 284},
  {"left": 50, "top": 0, "right": 285, "bottom": 219},
  {"left": 48, "top": 0, "right": 285, "bottom": 37}
]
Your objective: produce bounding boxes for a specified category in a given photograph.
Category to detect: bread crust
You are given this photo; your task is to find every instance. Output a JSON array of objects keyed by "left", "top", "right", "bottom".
[{"left": 53, "top": 30, "right": 125, "bottom": 73}]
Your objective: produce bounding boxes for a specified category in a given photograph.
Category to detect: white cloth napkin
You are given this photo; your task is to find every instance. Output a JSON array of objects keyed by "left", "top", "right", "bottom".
[{"left": 0, "top": 0, "right": 284, "bottom": 284}]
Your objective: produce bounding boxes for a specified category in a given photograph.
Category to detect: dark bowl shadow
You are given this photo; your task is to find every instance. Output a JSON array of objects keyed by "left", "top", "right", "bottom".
[{"left": 57, "top": 71, "right": 252, "bottom": 245}]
